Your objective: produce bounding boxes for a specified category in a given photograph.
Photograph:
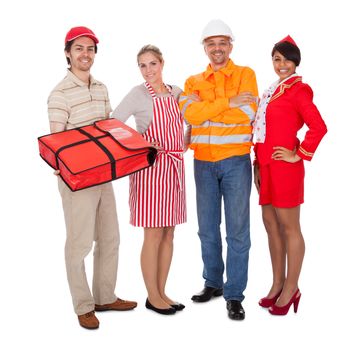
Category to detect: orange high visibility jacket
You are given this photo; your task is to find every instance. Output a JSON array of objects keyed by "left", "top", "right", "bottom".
[{"left": 180, "top": 59, "right": 258, "bottom": 162}]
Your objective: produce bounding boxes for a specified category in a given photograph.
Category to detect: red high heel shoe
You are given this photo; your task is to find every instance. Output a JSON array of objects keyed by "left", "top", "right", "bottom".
[
  {"left": 268, "top": 289, "right": 301, "bottom": 316},
  {"left": 258, "top": 289, "right": 283, "bottom": 308}
]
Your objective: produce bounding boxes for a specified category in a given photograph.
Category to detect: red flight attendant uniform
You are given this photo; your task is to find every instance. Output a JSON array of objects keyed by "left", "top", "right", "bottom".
[
  {"left": 129, "top": 82, "right": 187, "bottom": 227},
  {"left": 255, "top": 76, "right": 327, "bottom": 208}
]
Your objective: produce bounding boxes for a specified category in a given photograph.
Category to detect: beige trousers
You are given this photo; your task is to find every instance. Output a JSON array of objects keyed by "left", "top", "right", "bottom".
[{"left": 58, "top": 179, "right": 120, "bottom": 315}]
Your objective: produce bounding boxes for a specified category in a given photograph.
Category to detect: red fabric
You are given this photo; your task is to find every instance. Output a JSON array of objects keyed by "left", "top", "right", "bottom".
[
  {"left": 278, "top": 35, "right": 298, "bottom": 47},
  {"left": 255, "top": 76, "right": 327, "bottom": 165},
  {"left": 38, "top": 119, "right": 156, "bottom": 191},
  {"left": 129, "top": 83, "right": 186, "bottom": 227},
  {"left": 259, "top": 161, "right": 305, "bottom": 208},
  {"left": 65, "top": 26, "right": 99, "bottom": 44}
]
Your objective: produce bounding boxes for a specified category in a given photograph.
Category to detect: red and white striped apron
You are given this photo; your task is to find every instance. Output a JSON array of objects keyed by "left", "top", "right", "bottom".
[{"left": 129, "top": 82, "right": 186, "bottom": 227}]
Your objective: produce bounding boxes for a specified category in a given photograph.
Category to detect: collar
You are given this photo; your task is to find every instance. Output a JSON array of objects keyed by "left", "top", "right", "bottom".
[
  {"left": 270, "top": 74, "right": 302, "bottom": 103},
  {"left": 203, "top": 59, "right": 235, "bottom": 79},
  {"left": 66, "top": 69, "right": 97, "bottom": 87},
  {"left": 277, "top": 73, "right": 299, "bottom": 87}
]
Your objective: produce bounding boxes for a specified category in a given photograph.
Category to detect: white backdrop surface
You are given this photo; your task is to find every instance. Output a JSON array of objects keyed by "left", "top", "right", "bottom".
[{"left": 0, "top": 0, "right": 355, "bottom": 349}]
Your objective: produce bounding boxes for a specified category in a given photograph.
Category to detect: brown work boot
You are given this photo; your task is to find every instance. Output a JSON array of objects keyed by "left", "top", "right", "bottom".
[
  {"left": 78, "top": 311, "right": 99, "bottom": 329},
  {"left": 95, "top": 298, "right": 137, "bottom": 311}
]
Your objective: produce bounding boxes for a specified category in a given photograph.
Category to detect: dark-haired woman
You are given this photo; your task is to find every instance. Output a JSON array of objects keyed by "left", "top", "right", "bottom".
[
  {"left": 253, "top": 36, "right": 327, "bottom": 315},
  {"left": 112, "top": 45, "right": 187, "bottom": 315}
]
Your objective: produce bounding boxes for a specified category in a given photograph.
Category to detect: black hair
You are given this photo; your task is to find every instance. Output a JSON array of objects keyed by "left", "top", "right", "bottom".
[
  {"left": 271, "top": 41, "right": 301, "bottom": 66},
  {"left": 64, "top": 39, "right": 98, "bottom": 66}
]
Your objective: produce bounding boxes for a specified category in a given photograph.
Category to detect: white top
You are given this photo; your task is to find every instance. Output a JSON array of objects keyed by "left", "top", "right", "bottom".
[{"left": 112, "top": 83, "right": 182, "bottom": 134}]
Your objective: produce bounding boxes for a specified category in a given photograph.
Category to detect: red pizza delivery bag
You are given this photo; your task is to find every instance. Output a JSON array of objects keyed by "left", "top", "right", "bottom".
[{"left": 38, "top": 118, "right": 157, "bottom": 191}]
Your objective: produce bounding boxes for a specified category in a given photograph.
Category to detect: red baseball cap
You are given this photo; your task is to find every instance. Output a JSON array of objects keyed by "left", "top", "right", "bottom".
[{"left": 65, "top": 26, "right": 99, "bottom": 45}]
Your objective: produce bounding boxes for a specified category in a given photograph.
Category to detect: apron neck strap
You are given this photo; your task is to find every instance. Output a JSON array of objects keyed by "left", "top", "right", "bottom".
[{"left": 144, "top": 82, "right": 172, "bottom": 98}]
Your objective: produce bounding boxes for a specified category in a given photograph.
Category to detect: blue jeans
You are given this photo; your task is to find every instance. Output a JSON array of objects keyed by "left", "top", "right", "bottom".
[{"left": 194, "top": 155, "right": 252, "bottom": 301}]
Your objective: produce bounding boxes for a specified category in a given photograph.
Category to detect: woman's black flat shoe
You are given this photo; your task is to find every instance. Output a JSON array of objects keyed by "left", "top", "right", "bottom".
[
  {"left": 145, "top": 299, "right": 176, "bottom": 315},
  {"left": 171, "top": 303, "right": 185, "bottom": 311}
]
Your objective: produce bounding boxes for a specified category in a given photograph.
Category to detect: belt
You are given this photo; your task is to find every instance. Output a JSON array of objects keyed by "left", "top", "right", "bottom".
[{"left": 156, "top": 149, "right": 184, "bottom": 191}]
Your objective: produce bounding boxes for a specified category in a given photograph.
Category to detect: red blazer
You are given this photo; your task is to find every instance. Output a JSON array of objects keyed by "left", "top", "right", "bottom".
[{"left": 255, "top": 76, "right": 327, "bottom": 166}]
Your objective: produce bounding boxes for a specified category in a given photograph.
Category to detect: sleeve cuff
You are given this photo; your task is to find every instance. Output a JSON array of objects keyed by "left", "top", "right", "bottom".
[
  {"left": 296, "top": 146, "right": 313, "bottom": 161},
  {"left": 48, "top": 115, "right": 68, "bottom": 124}
]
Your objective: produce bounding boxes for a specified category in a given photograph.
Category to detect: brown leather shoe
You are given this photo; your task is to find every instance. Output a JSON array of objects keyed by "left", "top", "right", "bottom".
[
  {"left": 78, "top": 311, "right": 99, "bottom": 329},
  {"left": 95, "top": 298, "right": 137, "bottom": 311}
]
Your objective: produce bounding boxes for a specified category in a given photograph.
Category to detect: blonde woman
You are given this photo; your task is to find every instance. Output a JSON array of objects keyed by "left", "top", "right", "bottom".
[{"left": 112, "top": 45, "right": 187, "bottom": 315}]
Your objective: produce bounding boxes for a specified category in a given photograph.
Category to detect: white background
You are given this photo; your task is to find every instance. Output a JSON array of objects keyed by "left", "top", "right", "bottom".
[{"left": 1, "top": 0, "right": 356, "bottom": 349}]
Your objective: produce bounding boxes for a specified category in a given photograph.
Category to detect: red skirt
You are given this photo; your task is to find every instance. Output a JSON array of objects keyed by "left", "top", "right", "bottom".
[{"left": 259, "top": 160, "right": 305, "bottom": 208}]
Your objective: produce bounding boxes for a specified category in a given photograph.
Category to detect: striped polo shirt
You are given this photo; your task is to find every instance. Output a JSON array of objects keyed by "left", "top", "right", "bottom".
[{"left": 48, "top": 70, "right": 112, "bottom": 130}]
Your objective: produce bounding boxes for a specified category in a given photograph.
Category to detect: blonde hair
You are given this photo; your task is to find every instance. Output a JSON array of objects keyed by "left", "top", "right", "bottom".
[{"left": 137, "top": 44, "right": 163, "bottom": 64}]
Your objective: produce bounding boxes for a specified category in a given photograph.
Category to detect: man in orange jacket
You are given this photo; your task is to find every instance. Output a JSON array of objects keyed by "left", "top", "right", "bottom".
[{"left": 180, "top": 19, "right": 258, "bottom": 320}]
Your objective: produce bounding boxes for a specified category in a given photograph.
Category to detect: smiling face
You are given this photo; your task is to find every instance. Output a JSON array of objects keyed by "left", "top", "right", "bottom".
[
  {"left": 203, "top": 36, "right": 232, "bottom": 71},
  {"left": 65, "top": 36, "right": 96, "bottom": 74},
  {"left": 272, "top": 50, "right": 296, "bottom": 82},
  {"left": 138, "top": 51, "right": 164, "bottom": 85}
]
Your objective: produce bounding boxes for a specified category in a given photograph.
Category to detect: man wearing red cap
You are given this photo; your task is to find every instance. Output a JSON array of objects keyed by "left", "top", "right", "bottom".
[{"left": 48, "top": 26, "right": 137, "bottom": 329}]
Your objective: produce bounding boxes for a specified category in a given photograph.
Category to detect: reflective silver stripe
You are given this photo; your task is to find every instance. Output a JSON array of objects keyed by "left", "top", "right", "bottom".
[
  {"left": 191, "top": 134, "right": 252, "bottom": 144},
  {"left": 179, "top": 96, "right": 189, "bottom": 102},
  {"left": 191, "top": 120, "right": 251, "bottom": 128},
  {"left": 239, "top": 105, "right": 256, "bottom": 121},
  {"left": 180, "top": 99, "right": 194, "bottom": 118}
]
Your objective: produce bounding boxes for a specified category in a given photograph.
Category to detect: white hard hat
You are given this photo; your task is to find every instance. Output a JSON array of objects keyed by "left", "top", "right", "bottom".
[{"left": 201, "top": 19, "right": 235, "bottom": 44}]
